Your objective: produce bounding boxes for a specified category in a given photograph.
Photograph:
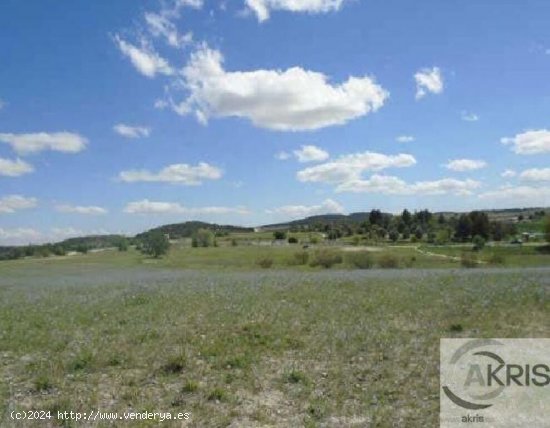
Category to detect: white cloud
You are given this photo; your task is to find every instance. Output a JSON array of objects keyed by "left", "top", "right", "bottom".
[
  {"left": 293, "top": 145, "right": 329, "bottom": 163},
  {"left": 119, "top": 162, "right": 222, "bottom": 185},
  {"left": 175, "top": 0, "right": 204, "bottom": 9},
  {"left": 478, "top": 185, "right": 550, "bottom": 207},
  {"left": 55, "top": 205, "right": 108, "bottom": 215},
  {"left": 245, "top": 0, "right": 348, "bottom": 22},
  {"left": 275, "top": 151, "right": 291, "bottom": 160},
  {"left": 113, "top": 124, "right": 151, "bottom": 139},
  {"left": 501, "top": 129, "right": 550, "bottom": 154},
  {"left": 501, "top": 169, "right": 517, "bottom": 178},
  {"left": 0, "top": 227, "right": 113, "bottom": 246},
  {"left": 267, "top": 198, "right": 344, "bottom": 219},
  {"left": 124, "top": 199, "right": 249, "bottom": 215},
  {"left": 414, "top": 67, "right": 443, "bottom": 99},
  {"left": 0, "top": 195, "right": 37, "bottom": 214},
  {"left": 0, "top": 228, "right": 42, "bottom": 245},
  {"left": 519, "top": 168, "right": 550, "bottom": 182},
  {"left": 461, "top": 111, "right": 479, "bottom": 122},
  {"left": 0, "top": 132, "right": 87, "bottom": 155},
  {"left": 0, "top": 157, "right": 34, "bottom": 177},
  {"left": 114, "top": 35, "right": 174, "bottom": 78},
  {"left": 444, "top": 159, "right": 487, "bottom": 172},
  {"left": 144, "top": 12, "right": 193, "bottom": 48},
  {"left": 396, "top": 135, "right": 415, "bottom": 143},
  {"left": 0, "top": 99, "right": 5, "bottom": 110},
  {"left": 336, "top": 175, "right": 480, "bottom": 196},
  {"left": 175, "top": 45, "right": 388, "bottom": 131},
  {"left": 297, "top": 151, "right": 416, "bottom": 184}
]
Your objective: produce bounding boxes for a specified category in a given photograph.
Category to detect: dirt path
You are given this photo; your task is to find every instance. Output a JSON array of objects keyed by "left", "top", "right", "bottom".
[{"left": 413, "top": 246, "right": 487, "bottom": 264}]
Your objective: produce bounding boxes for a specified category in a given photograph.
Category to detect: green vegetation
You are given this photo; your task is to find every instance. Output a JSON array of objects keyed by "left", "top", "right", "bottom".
[
  {"left": 0, "top": 260, "right": 547, "bottom": 426},
  {"left": 139, "top": 231, "right": 170, "bottom": 258}
]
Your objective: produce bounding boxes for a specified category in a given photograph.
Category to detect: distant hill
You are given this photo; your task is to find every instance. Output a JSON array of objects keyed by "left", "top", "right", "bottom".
[
  {"left": 59, "top": 235, "right": 126, "bottom": 251},
  {"left": 258, "top": 207, "right": 549, "bottom": 231},
  {"left": 136, "top": 221, "right": 254, "bottom": 239},
  {"left": 259, "top": 212, "right": 378, "bottom": 231}
]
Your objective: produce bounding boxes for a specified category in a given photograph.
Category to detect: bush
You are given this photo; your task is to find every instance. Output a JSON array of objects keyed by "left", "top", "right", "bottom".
[
  {"left": 378, "top": 254, "right": 399, "bottom": 268},
  {"left": 140, "top": 231, "right": 170, "bottom": 258},
  {"left": 461, "top": 252, "right": 478, "bottom": 268},
  {"left": 117, "top": 238, "right": 128, "bottom": 252},
  {"left": 310, "top": 249, "right": 343, "bottom": 268},
  {"left": 257, "top": 256, "right": 274, "bottom": 269},
  {"left": 193, "top": 229, "right": 215, "bottom": 247},
  {"left": 291, "top": 250, "right": 309, "bottom": 265},
  {"left": 345, "top": 251, "right": 373, "bottom": 269},
  {"left": 472, "top": 235, "right": 485, "bottom": 251},
  {"left": 230, "top": 238, "right": 238, "bottom": 247},
  {"left": 288, "top": 236, "right": 298, "bottom": 244},
  {"left": 488, "top": 253, "right": 506, "bottom": 265},
  {"left": 273, "top": 231, "right": 287, "bottom": 240}
]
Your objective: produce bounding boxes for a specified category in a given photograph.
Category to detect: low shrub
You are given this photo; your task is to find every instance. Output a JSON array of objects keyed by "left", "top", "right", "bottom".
[
  {"left": 378, "top": 254, "right": 399, "bottom": 268},
  {"left": 345, "top": 251, "right": 373, "bottom": 269},
  {"left": 309, "top": 249, "right": 343, "bottom": 268},
  {"left": 257, "top": 256, "right": 274, "bottom": 269},
  {"left": 488, "top": 253, "right": 506, "bottom": 265},
  {"left": 288, "top": 237, "right": 298, "bottom": 244},
  {"left": 461, "top": 252, "right": 478, "bottom": 268},
  {"left": 290, "top": 250, "right": 309, "bottom": 266}
]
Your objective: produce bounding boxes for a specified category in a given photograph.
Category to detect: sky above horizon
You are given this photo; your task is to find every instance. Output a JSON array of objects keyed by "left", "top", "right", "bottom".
[{"left": 1, "top": 0, "right": 550, "bottom": 244}]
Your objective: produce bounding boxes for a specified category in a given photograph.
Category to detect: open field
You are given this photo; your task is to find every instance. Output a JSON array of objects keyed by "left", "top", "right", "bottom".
[{"left": 1, "top": 252, "right": 549, "bottom": 427}]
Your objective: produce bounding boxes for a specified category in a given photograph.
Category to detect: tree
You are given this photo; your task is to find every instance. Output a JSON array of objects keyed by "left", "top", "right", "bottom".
[
  {"left": 369, "top": 209, "right": 383, "bottom": 226},
  {"left": 455, "top": 214, "right": 473, "bottom": 242},
  {"left": 273, "top": 230, "right": 287, "bottom": 240},
  {"left": 469, "top": 211, "right": 490, "bottom": 239},
  {"left": 117, "top": 237, "right": 129, "bottom": 251},
  {"left": 472, "top": 235, "right": 485, "bottom": 251},
  {"left": 140, "top": 231, "right": 170, "bottom": 258},
  {"left": 389, "top": 229, "right": 399, "bottom": 242},
  {"left": 193, "top": 229, "right": 215, "bottom": 247},
  {"left": 544, "top": 215, "right": 550, "bottom": 244},
  {"left": 401, "top": 209, "right": 412, "bottom": 226}
]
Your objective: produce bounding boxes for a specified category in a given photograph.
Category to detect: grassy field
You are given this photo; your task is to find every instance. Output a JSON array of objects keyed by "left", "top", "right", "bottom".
[{"left": 1, "top": 248, "right": 549, "bottom": 427}]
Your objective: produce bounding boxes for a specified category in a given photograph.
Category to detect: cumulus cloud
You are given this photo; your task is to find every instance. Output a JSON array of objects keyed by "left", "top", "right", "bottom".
[
  {"left": 293, "top": 145, "right": 329, "bottom": 163},
  {"left": 415, "top": 67, "right": 443, "bottom": 99},
  {"left": 0, "top": 228, "right": 42, "bottom": 245},
  {"left": 0, "top": 195, "right": 37, "bottom": 214},
  {"left": 0, "top": 227, "right": 113, "bottom": 246},
  {"left": 444, "top": 159, "right": 487, "bottom": 172},
  {"left": 396, "top": 135, "right": 415, "bottom": 143},
  {"left": 519, "top": 168, "right": 550, "bottom": 182},
  {"left": 297, "top": 151, "right": 416, "bottom": 184},
  {"left": 478, "top": 185, "right": 550, "bottom": 207},
  {"left": 275, "top": 151, "right": 291, "bottom": 160},
  {"left": 0, "top": 132, "right": 87, "bottom": 155},
  {"left": 55, "top": 205, "right": 108, "bottom": 215},
  {"left": 336, "top": 175, "right": 480, "bottom": 196},
  {"left": 119, "top": 162, "right": 222, "bottom": 185},
  {"left": 113, "top": 124, "right": 151, "bottom": 139},
  {"left": 124, "top": 199, "right": 249, "bottom": 215},
  {"left": 114, "top": 35, "right": 174, "bottom": 78},
  {"left": 175, "top": 45, "right": 388, "bottom": 131},
  {"left": 501, "top": 129, "right": 550, "bottom": 154},
  {"left": 501, "top": 169, "right": 517, "bottom": 178},
  {"left": 461, "top": 111, "right": 479, "bottom": 122},
  {"left": 145, "top": 12, "right": 193, "bottom": 48},
  {"left": 245, "top": 0, "right": 348, "bottom": 22},
  {"left": 0, "top": 157, "right": 34, "bottom": 177},
  {"left": 266, "top": 198, "right": 344, "bottom": 219}
]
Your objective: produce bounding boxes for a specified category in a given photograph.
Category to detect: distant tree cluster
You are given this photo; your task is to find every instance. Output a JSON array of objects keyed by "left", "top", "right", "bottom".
[{"left": 286, "top": 208, "right": 520, "bottom": 245}]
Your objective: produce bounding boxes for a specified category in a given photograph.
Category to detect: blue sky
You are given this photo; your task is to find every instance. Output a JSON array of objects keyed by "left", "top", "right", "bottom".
[{"left": 1, "top": 0, "right": 550, "bottom": 244}]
